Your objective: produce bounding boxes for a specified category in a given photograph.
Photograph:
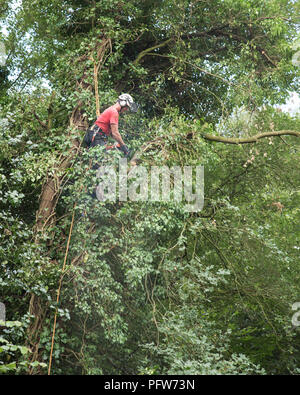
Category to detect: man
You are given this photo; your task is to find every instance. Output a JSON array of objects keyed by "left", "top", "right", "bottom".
[{"left": 85, "top": 93, "right": 138, "bottom": 157}]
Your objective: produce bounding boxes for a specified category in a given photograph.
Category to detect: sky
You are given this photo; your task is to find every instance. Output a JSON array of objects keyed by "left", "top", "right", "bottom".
[{"left": 277, "top": 91, "right": 300, "bottom": 116}]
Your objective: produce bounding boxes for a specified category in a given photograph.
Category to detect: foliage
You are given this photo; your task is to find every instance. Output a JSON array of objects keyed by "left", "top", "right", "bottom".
[
  {"left": 0, "top": 0, "right": 299, "bottom": 375},
  {"left": 0, "top": 320, "right": 47, "bottom": 373}
]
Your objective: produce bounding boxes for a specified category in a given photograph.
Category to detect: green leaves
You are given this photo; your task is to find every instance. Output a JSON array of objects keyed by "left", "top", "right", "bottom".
[
  {"left": 0, "top": 320, "right": 48, "bottom": 374},
  {"left": 0, "top": 0, "right": 299, "bottom": 376}
]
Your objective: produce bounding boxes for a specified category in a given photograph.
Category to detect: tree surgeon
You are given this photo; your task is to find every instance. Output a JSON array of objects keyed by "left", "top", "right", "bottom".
[{"left": 84, "top": 93, "right": 138, "bottom": 157}]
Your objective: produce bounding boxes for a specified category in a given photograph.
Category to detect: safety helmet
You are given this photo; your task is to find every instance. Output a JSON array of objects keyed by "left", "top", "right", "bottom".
[{"left": 118, "top": 93, "right": 138, "bottom": 113}]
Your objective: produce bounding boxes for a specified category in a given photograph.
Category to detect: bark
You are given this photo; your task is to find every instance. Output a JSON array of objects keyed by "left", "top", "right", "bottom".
[
  {"left": 202, "top": 130, "right": 300, "bottom": 144},
  {"left": 34, "top": 105, "right": 87, "bottom": 233},
  {"left": 28, "top": 38, "right": 111, "bottom": 374},
  {"left": 28, "top": 102, "right": 88, "bottom": 375}
]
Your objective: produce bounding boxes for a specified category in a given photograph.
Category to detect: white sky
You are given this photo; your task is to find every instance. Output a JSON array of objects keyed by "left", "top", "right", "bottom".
[{"left": 278, "top": 91, "right": 300, "bottom": 116}]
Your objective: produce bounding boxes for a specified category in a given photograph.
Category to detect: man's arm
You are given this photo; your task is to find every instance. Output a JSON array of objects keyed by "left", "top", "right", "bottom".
[
  {"left": 110, "top": 123, "right": 126, "bottom": 146},
  {"left": 110, "top": 124, "right": 130, "bottom": 156}
]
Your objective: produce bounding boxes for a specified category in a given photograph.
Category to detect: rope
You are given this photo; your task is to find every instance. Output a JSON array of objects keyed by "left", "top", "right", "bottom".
[{"left": 48, "top": 205, "right": 76, "bottom": 375}]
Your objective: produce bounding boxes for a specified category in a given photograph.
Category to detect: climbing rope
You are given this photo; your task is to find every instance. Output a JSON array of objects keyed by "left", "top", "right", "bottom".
[{"left": 48, "top": 205, "right": 76, "bottom": 375}]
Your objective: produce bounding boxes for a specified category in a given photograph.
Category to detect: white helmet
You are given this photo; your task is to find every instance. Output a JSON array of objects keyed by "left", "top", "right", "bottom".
[{"left": 118, "top": 93, "right": 138, "bottom": 112}]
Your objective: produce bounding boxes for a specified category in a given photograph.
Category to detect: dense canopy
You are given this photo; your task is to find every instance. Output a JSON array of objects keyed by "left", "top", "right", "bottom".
[{"left": 0, "top": 0, "right": 300, "bottom": 375}]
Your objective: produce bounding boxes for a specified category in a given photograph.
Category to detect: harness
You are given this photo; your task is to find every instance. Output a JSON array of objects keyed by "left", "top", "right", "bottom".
[
  {"left": 90, "top": 124, "right": 107, "bottom": 144},
  {"left": 86, "top": 124, "right": 121, "bottom": 151}
]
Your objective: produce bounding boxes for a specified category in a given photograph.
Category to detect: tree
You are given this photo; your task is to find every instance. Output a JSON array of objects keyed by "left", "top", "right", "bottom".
[{"left": 0, "top": 0, "right": 299, "bottom": 375}]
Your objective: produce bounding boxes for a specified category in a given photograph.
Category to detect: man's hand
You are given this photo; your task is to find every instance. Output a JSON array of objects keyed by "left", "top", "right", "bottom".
[
  {"left": 110, "top": 124, "right": 129, "bottom": 156},
  {"left": 119, "top": 144, "right": 130, "bottom": 157}
]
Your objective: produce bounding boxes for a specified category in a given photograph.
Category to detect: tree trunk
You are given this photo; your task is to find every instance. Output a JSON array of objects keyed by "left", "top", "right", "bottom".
[{"left": 27, "top": 38, "right": 111, "bottom": 374}]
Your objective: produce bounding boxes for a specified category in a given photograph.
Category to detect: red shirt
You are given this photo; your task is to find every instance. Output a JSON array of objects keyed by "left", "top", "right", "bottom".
[{"left": 95, "top": 106, "right": 119, "bottom": 136}]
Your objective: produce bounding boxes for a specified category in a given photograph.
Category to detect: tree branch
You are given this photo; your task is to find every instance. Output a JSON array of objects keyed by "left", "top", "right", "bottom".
[
  {"left": 201, "top": 130, "right": 300, "bottom": 144},
  {"left": 133, "top": 38, "right": 173, "bottom": 65},
  {"left": 91, "top": 38, "right": 111, "bottom": 117},
  {"left": 213, "top": 30, "right": 278, "bottom": 67}
]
